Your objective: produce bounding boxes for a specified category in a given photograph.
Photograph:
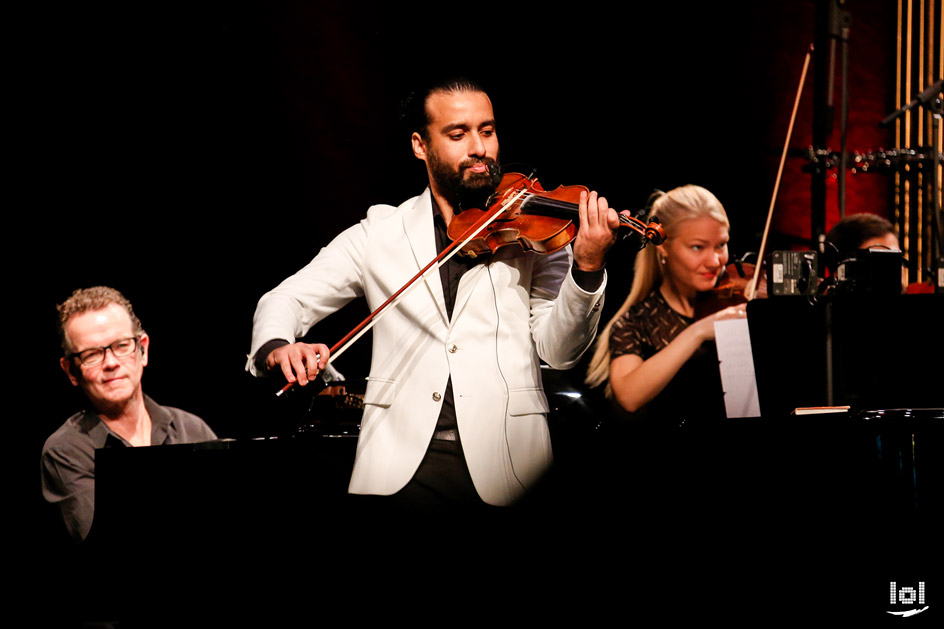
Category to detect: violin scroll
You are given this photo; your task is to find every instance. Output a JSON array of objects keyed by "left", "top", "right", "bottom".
[{"left": 622, "top": 214, "right": 666, "bottom": 247}]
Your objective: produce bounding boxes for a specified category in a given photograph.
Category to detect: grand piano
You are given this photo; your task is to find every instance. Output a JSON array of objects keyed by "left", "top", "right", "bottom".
[{"left": 61, "top": 294, "right": 942, "bottom": 621}]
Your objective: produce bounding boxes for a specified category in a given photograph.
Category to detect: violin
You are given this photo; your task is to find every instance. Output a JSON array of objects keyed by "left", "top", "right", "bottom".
[
  {"left": 448, "top": 172, "right": 666, "bottom": 257},
  {"left": 694, "top": 257, "right": 758, "bottom": 319},
  {"left": 276, "top": 171, "right": 664, "bottom": 397}
]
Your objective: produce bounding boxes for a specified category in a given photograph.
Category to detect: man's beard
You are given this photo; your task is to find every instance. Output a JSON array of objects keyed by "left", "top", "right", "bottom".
[{"left": 428, "top": 151, "right": 501, "bottom": 212}]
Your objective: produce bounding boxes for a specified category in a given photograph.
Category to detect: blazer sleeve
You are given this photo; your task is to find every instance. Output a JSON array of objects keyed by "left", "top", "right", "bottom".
[
  {"left": 529, "top": 247, "right": 607, "bottom": 370},
  {"left": 246, "top": 217, "right": 370, "bottom": 376}
]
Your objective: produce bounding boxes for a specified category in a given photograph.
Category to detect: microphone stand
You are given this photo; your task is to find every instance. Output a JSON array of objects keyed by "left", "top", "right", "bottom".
[
  {"left": 829, "top": 3, "right": 852, "bottom": 219},
  {"left": 880, "top": 79, "right": 943, "bottom": 289},
  {"left": 930, "top": 99, "right": 943, "bottom": 291}
]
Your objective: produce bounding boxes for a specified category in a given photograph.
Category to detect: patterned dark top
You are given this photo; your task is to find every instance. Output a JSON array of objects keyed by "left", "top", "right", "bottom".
[
  {"left": 608, "top": 289, "right": 725, "bottom": 424},
  {"left": 610, "top": 290, "right": 693, "bottom": 360}
]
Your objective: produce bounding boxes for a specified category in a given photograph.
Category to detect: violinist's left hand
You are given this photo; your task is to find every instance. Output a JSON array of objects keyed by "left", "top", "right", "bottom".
[{"left": 572, "top": 190, "right": 624, "bottom": 272}]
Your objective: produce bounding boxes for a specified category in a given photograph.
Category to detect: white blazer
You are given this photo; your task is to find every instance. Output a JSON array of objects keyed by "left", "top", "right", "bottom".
[{"left": 248, "top": 189, "right": 606, "bottom": 505}]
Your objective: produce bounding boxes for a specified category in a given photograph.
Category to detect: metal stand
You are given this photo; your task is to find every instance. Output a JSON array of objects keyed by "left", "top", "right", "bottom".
[
  {"left": 831, "top": 4, "right": 851, "bottom": 218},
  {"left": 880, "top": 79, "right": 944, "bottom": 288}
]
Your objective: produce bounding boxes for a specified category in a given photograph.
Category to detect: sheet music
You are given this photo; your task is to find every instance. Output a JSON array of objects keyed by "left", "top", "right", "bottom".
[{"left": 714, "top": 318, "right": 761, "bottom": 418}]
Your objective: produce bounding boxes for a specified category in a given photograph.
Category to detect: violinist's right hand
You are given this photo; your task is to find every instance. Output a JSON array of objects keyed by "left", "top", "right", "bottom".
[
  {"left": 691, "top": 305, "right": 747, "bottom": 343},
  {"left": 265, "top": 342, "right": 331, "bottom": 387}
]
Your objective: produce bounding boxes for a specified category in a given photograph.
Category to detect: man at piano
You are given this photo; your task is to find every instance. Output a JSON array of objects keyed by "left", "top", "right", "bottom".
[
  {"left": 42, "top": 286, "right": 217, "bottom": 541},
  {"left": 247, "top": 77, "right": 624, "bottom": 509}
]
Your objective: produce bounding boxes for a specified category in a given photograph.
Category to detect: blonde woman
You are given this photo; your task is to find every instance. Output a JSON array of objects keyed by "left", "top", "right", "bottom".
[{"left": 586, "top": 185, "right": 747, "bottom": 421}]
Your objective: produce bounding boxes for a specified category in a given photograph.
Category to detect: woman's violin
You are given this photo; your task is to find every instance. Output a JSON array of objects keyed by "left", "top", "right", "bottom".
[
  {"left": 448, "top": 172, "right": 666, "bottom": 257},
  {"left": 689, "top": 44, "right": 812, "bottom": 322},
  {"left": 694, "top": 255, "right": 759, "bottom": 319}
]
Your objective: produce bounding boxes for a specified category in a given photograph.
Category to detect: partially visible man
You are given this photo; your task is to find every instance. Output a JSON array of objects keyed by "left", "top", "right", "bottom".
[
  {"left": 825, "top": 213, "right": 908, "bottom": 292},
  {"left": 826, "top": 212, "right": 901, "bottom": 252},
  {"left": 42, "top": 286, "right": 216, "bottom": 541}
]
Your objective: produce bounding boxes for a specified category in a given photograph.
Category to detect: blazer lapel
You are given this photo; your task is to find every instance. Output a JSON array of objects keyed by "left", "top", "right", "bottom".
[
  {"left": 450, "top": 264, "right": 485, "bottom": 326},
  {"left": 402, "top": 189, "right": 449, "bottom": 326}
]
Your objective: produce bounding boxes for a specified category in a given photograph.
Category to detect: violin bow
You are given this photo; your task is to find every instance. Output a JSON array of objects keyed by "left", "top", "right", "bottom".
[
  {"left": 277, "top": 174, "right": 531, "bottom": 396},
  {"left": 746, "top": 43, "right": 814, "bottom": 301}
]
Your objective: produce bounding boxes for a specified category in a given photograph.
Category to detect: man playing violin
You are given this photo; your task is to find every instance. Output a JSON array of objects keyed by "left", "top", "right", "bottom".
[{"left": 247, "top": 77, "right": 625, "bottom": 508}]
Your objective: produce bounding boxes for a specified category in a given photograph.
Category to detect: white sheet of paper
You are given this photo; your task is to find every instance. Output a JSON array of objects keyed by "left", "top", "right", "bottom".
[{"left": 714, "top": 317, "right": 761, "bottom": 418}]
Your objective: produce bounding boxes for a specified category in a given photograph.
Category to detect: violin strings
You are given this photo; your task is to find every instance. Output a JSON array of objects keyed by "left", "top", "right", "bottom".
[{"left": 514, "top": 190, "right": 658, "bottom": 243}]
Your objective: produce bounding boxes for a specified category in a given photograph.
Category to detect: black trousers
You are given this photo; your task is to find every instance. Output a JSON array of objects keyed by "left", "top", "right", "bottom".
[
  {"left": 346, "top": 433, "right": 504, "bottom": 523},
  {"left": 391, "top": 436, "right": 483, "bottom": 508}
]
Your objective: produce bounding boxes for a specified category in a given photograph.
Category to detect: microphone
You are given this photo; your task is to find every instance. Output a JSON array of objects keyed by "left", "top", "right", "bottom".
[
  {"left": 880, "top": 78, "right": 943, "bottom": 127},
  {"left": 487, "top": 162, "right": 502, "bottom": 187}
]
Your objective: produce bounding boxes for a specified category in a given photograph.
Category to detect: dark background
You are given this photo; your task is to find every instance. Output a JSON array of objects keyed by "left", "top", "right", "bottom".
[
  {"left": 14, "top": 0, "right": 937, "bottom": 620},
  {"left": 17, "top": 1, "right": 933, "bottom": 615},
  {"left": 18, "top": 0, "right": 900, "bottom": 444}
]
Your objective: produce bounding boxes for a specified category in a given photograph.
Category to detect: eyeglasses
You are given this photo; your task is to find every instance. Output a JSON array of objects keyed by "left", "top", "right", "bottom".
[{"left": 69, "top": 337, "right": 140, "bottom": 366}]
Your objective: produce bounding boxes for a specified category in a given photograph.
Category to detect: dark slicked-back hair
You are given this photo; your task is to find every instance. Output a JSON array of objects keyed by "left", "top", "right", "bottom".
[
  {"left": 57, "top": 286, "right": 145, "bottom": 355},
  {"left": 399, "top": 76, "right": 487, "bottom": 141},
  {"left": 825, "top": 213, "right": 897, "bottom": 252}
]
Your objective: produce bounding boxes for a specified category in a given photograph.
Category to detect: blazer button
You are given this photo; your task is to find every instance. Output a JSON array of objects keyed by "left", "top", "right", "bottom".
[
  {"left": 432, "top": 392, "right": 442, "bottom": 401},
  {"left": 447, "top": 343, "right": 458, "bottom": 353}
]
